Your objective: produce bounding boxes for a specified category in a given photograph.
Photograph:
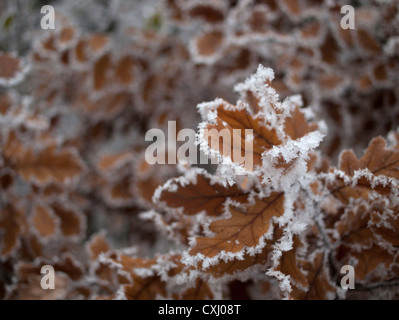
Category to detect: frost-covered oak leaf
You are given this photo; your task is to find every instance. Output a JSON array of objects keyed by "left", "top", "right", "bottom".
[
  {"left": 204, "top": 243, "right": 271, "bottom": 277},
  {"left": 31, "top": 205, "right": 58, "bottom": 238},
  {"left": 123, "top": 275, "right": 167, "bottom": 300},
  {"left": 329, "top": 137, "right": 399, "bottom": 202},
  {"left": 87, "top": 233, "right": 111, "bottom": 261},
  {"left": 283, "top": 107, "right": 318, "bottom": 140},
  {"left": 200, "top": 100, "right": 281, "bottom": 169},
  {"left": 189, "top": 192, "right": 284, "bottom": 259},
  {"left": 116, "top": 255, "right": 158, "bottom": 273},
  {"left": 340, "top": 137, "right": 399, "bottom": 179},
  {"left": 334, "top": 203, "right": 374, "bottom": 248},
  {"left": 289, "top": 252, "right": 336, "bottom": 300},
  {"left": 51, "top": 203, "right": 84, "bottom": 237},
  {"left": 275, "top": 236, "right": 308, "bottom": 289},
  {"left": 204, "top": 225, "right": 283, "bottom": 277},
  {"left": 348, "top": 245, "right": 394, "bottom": 281},
  {"left": 156, "top": 169, "right": 249, "bottom": 216},
  {"left": 111, "top": 255, "right": 167, "bottom": 299},
  {"left": 3, "top": 133, "right": 84, "bottom": 185},
  {"left": 332, "top": 200, "right": 397, "bottom": 282},
  {"left": 96, "top": 151, "right": 133, "bottom": 172},
  {"left": 335, "top": 243, "right": 394, "bottom": 283},
  {"left": 198, "top": 66, "right": 324, "bottom": 176},
  {"left": 111, "top": 254, "right": 198, "bottom": 300},
  {"left": 371, "top": 204, "right": 399, "bottom": 248},
  {"left": 176, "top": 279, "right": 214, "bottom": 300},
  {"left": 0, "top": 52, "right": 29, "bottom": 86},
  {"left": 104, "top": 176, "right": 135, "bottom": 206}
]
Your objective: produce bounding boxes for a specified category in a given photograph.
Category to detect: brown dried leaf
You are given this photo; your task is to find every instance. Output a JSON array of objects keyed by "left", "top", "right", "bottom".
[
  {"left": 88, "top": 233, "right": 111, "bottom": 261},
  {"left": 106, "top": 176, "right": 135, "bottom": 206},
  {"left": 0, "top": 53, "right": 22, "bottom": 80},
  {"left": 195, "top": 31, "right": 223, "bottom": 56},
  {"left": 31, "top": 205, "right": 58, "bottom": 238},
  {"left": 93, "top": 54, "right": 111, "bottom": 90},
  {"left": 357, "top": 28, "right": 380, "bottom": 53},
  {"left": 275, "top": 236, "right": 308, "bottom": 288},
  {"left": 290, "top": 252, "right": 336, "bottom": 300},
  {"left": 283, "top": 107, "right": 318, "bottom": 140},
  {"left": 158, "top": 171, "right": 248, "bottom": 216},
  {"left": 115, "top": 56, "right": 135, "bottom": 85},
  {"left": 177, "top": 279, "right": 214, "bottom": 300},
  {"left": 340, "top": 137, "right": 399, "bottom": 179},
  {"left": 205, "top": 245, "right": 270, "bottom": 278},
  {"left": 335, "top": 204, "right": 374, "bottom": 248},
  {"left": 4, "top": 133, "right": 84, "bottom": 185},
  {"left": 370, "top": 204, "right": 399, "bottom": 248},
  {"left": 88, "top": 34, "right": 109, "bottom": 53},
  {"left": 188, "top": 5, "right": 224, "bottom": 23},
  {"left": 97, "top": 151, "right": 132, "bottom": 172},
  {"left": 329, "top": 137, "right": 399, "bottom": 202},
  {"left": 53, "top": 254, "right": 84, "bottom": 281},
  {"left": 114, "top": 255, "right": 174, "bottom": 300},
  {"left": 51, "top": 203, "right": 83, "bottom": 237},
  {"left": 189, "top": 193, "right": 284, "bottom": 258},
  {"left": 348, "top": 245, "right": 394, "bottom": 281},
  {"left": 124, "top": 275, "right": 167, "bottom": 300},
  {"left": 202, "top": 101, "right": 281, "bottom": 168}
]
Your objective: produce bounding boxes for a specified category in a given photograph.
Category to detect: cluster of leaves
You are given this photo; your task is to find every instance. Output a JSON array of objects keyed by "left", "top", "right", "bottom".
[
  {"left": 108, "top": 66, "right": 399, "bottom": 300},
  {"left": 0, "top": 0, "right": 398, "bottom": 300}
]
